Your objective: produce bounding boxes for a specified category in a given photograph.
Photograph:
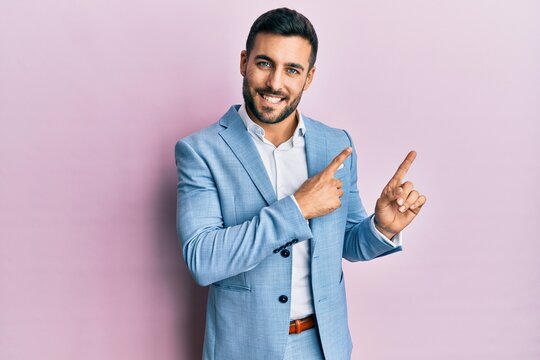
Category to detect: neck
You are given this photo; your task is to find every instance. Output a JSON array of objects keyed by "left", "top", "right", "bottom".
[{"left": 245, "top": 107, "right": 298, "bottom": 147}]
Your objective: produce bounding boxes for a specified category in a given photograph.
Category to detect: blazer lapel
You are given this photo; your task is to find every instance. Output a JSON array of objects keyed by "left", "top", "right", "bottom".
[
  {"left": 303, "top": 118, "right": 328, "bottom": 178},
  {"left": 303, "top": 117, "right": 328, "bottom": 255},
  {"left": 219, "top": 106, "right": 277, "bottom": 206}
]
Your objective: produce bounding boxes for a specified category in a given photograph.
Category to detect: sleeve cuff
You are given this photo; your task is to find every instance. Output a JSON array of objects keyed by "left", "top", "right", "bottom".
[{"left": 370, "top": 215, "right": 402, "bottom": 247}]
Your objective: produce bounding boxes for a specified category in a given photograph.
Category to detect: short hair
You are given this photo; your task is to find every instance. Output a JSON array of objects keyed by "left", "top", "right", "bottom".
[{"left": 245, "top": 8, "right": 318, "bottom": 69}]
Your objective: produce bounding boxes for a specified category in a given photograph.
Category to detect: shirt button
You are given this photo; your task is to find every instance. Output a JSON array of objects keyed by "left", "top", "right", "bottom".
[
  {"left": 278, "top": 295, "right": 288, "bottom": 303},
  {"left": 280, "top": 249, "right": 290, "bottom": 258}
]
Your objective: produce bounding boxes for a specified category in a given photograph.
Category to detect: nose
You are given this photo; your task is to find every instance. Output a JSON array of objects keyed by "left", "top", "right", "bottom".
[{"left": 265, "top": 68, "right": 283, "bottom": 92}]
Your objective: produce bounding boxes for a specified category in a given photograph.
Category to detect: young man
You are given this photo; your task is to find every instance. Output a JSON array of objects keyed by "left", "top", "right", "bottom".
[{"left": 175, "top": 8, "right": 426, "bottom": 359}]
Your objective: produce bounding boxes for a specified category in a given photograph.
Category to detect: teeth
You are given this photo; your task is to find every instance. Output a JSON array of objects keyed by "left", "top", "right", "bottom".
[{"left": 262, "top": 94, "right": 282, "bottom": 104}]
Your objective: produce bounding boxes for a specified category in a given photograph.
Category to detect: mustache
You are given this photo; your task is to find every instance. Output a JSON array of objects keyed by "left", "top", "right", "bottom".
[{"left": 257, "top": 88, "right": 287, "bottom": 98}]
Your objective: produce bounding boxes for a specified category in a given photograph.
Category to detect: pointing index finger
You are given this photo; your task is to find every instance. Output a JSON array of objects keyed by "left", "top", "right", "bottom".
[
  {"left": 390, "top": 150, "right": 417, "bottom": 184},
  {"left": 324, "top": 147, "right": 352, "bottom": 175}
]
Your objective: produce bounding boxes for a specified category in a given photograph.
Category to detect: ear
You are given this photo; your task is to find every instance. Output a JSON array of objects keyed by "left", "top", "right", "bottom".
[
  {"left": 302, "top": 66, "right": 316, "bottom": 92},
  {"left": 240, "top": 50, "right": 247, "bottom": 77}
]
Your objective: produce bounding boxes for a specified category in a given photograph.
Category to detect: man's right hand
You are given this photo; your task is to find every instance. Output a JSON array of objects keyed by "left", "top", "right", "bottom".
[{"left": 294, "top": 147, "right": 352, "bottom": 219}]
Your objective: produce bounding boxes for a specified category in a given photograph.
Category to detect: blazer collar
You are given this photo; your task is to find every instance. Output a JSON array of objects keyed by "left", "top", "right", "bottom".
[{"left": 218, "top": 105, "right": 328, "bottom": 205}]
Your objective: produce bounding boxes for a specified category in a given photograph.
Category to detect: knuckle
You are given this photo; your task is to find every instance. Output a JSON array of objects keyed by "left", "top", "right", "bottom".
[{"left": 406, "top": 193, "right": 419, "bottom": 205}]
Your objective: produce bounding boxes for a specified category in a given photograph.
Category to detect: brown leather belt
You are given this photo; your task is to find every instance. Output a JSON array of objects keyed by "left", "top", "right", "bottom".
[{"left": 289, "top": 315, "right": 316, "bottom": 335}]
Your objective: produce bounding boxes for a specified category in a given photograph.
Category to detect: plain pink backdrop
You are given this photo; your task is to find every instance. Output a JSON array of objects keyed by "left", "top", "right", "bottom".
[{"left": 1, "top": 1, "right": 539, "bottom": 359}]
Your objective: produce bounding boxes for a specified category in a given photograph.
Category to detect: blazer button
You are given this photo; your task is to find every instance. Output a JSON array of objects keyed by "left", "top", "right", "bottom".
[
  {"left": 280, "top": 249, "right": 290, "bottom": 258},
  {"left": 278, "top": 295, "right": 288, "bottom": 303}
]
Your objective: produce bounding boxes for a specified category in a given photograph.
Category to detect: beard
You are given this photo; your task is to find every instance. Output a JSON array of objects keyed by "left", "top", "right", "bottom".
[{"left": 242, "top": 76, "right": 303, "bottom": 125}]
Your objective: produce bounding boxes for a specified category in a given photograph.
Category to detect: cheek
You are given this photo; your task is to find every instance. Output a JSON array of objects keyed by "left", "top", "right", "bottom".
[
  {"left": 245, "top": 68, "right": 267, "bottom": 87},
  {"left": 286, "top": 79, "right": 306, "bottom": 96}
]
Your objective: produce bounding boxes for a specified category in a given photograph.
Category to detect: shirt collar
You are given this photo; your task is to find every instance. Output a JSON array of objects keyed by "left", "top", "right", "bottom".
[{"left": 238, "top": 103, "right": 306, "bottom": 144}]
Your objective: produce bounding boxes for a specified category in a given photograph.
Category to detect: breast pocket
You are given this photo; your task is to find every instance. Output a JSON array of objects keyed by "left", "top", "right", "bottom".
[
  {"left": 334, "top": 167, "right": 350, "bottom": 209},
  {"left": 334, "top": 166, "right": 349, "bottom": 183}
]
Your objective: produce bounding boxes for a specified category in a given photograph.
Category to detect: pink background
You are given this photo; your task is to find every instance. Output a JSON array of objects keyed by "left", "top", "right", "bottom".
[{"left": 1, "top": 1, "right": 539, "bottom": 359}]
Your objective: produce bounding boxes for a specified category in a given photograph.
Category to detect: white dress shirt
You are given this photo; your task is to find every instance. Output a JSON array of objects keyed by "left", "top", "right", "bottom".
[{"left": 237, "top": 104, "right": 401, "bottom": 320}]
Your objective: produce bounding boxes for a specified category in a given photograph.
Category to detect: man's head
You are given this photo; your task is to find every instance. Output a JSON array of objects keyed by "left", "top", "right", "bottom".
[
  {"left": 245, "top": 8, "right": 318, "bottom": 70},
  {"left": 240, "top": 8, "right": 318, "bottom": 125}
]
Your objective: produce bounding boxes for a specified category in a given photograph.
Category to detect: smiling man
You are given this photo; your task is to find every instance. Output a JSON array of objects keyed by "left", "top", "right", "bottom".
[{"left": 175, "top": 8, "right": 426, "bottom": 360}]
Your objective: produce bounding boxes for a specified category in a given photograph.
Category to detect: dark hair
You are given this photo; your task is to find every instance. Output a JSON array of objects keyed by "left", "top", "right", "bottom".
[{"left": 245, "top": 8, "right": 318, "bottom": 69}]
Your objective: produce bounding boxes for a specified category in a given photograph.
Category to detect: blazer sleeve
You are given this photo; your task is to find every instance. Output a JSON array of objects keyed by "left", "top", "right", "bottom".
[
  {"left": 341, "top": 130, "right": 402, "bottom": 261},
  {"left": 175, "top": 139, "right": 313, "bottom": 286}
]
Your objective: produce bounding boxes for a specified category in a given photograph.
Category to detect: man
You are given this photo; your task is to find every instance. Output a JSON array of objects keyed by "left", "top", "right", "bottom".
[{"left": 175, "top": 8, "right": 426, "bottom": 359}]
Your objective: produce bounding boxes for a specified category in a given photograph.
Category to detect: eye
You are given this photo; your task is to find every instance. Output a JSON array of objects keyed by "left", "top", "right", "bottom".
[
  {"left": 287, "top": 68, "right": 300, "bottom": 75},
  {"left": 257, "top": 61, "right": 271, "bottom": 68}
]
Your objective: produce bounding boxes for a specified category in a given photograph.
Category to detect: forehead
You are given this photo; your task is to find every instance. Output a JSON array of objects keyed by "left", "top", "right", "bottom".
[{"left": 250, "top": 33, "right": 311, "bottom": 66}]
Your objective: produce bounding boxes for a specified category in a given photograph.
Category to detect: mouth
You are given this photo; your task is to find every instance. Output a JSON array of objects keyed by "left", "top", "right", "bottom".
[{"left": 258, "top": 92, "right": 286, "bottom": 106}]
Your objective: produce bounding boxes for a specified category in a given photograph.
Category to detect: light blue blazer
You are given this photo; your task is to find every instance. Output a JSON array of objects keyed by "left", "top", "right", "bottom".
[{"left": 175, "top": 105, "right": 402, "bottom": 359}]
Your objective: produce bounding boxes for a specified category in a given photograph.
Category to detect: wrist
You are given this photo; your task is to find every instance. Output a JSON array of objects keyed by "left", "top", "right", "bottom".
[
  {"left": 291, "top": 196, "right": 306, "bottom": 219},
  {"left": 293, "top": 193, "right": 311, "bottom": 219},
  {"left": 374, "top": 216, "right": 396, "bottom": 239}
]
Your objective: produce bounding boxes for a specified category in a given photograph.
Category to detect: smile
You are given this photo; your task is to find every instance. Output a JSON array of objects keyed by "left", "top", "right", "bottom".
[{"left": 259, "top": 92, "right": 285, "bottom": 105}]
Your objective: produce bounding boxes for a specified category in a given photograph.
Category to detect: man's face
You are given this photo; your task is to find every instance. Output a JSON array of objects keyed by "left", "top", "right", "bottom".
[{"left": 240, "top": 33, "right": 315, "bottom": 125}]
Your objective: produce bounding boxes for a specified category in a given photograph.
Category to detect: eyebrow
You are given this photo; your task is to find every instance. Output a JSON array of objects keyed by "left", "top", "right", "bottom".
[{"left": 254, "top": 55, "right": 305, "bottom": 72}]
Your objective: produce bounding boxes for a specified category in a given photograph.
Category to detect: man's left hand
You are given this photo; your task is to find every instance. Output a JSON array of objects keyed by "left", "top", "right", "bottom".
[{"left": 374, "top": 150, "right": 427, "bottom": 239}]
